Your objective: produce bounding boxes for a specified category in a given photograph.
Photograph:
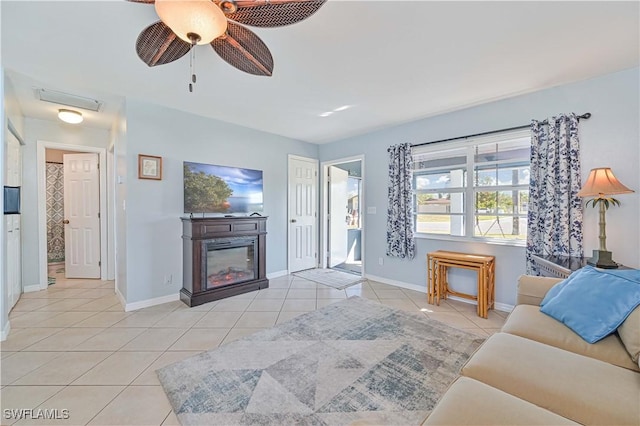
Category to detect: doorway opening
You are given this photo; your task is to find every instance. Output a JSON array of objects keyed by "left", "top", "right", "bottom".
[
  {"left": 37, "top": 141, "right": 109, "bottom": 291},
  {"left": 322, "top": 156, "right": 364, "bottom": 276},
  {"left": 45, "top": 149, "right": 74, "bottom": 283}
]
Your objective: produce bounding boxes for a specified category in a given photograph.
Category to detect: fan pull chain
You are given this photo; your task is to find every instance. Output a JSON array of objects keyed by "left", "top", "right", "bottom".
[
  {"left": 189, "top": 44, "right": 197, "bottom": 93},
  {"left": 187, "top": 33, "right": 199, "bottom": 93}
]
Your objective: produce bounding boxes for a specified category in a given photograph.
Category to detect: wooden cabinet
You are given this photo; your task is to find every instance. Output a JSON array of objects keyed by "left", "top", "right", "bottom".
[{"left": 181, "top": 216, "right": 268, "bottom": 307}]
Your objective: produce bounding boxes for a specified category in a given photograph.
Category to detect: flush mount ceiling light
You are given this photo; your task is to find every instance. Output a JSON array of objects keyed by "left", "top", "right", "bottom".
[
  {"left": 58, "top": 109, "right": 83, "bottom": 124},
  {"left": 128, "top": 0, "right": 326, "bottom": 92}
]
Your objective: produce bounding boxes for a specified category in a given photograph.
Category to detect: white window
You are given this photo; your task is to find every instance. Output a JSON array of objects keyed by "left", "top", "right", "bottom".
[{"left": 412, "top": 129, "right": 530, "bottom": 243}]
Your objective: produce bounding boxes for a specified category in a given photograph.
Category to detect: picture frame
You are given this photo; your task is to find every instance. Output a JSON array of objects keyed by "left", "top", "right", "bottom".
[{"left": 138, "top": 154, "right": 162, "bottom": 180}]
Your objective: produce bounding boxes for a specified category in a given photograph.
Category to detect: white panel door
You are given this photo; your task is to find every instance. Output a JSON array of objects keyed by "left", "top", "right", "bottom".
[
  {"left": 328, "top": 166, "right": 349, "bottom": 268},
  {"left": 64, "top": 153, "right": 101, "bottom": 278},
  {"left": 288, "top": 157, "right": 318, "bottom": 273}
]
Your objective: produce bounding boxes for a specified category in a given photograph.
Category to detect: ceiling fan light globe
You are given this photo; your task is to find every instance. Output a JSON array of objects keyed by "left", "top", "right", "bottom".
[{"left": 155, "top": 0, "right": 227, "bottom": 45}]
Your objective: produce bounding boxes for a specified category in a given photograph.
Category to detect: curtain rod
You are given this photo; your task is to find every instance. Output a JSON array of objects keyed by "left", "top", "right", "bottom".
[{"left": 410, "top": 112, "right": 591, "bottom": 148}]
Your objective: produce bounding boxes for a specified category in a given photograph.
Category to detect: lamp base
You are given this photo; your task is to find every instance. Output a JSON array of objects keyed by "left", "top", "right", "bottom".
[{"left": 586, "top": 250, "right": 619, "bottom": 269}]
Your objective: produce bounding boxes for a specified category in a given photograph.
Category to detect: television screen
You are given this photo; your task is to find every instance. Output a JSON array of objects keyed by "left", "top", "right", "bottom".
[
  {"left": 4, "top": 186, "right": 20, "bottom": 215},
  {"left": 184, "top": 162, "right": 263, "bottom": 214}
]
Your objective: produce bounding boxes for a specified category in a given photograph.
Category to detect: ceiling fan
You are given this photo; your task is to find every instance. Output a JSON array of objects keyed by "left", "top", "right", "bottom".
[{"left": 128, "top": 0, "right": 326, "bottom": 90}]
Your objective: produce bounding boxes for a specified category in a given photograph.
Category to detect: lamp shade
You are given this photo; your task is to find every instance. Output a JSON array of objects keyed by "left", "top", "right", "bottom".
[
  {"left": 155, "top": 0, "right": 227, "bottom": 45},
  {"left": 577, "top": 168, "right": 634, "bottom": 197}
]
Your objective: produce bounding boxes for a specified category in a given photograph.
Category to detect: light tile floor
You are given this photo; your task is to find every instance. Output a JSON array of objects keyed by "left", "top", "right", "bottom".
[{"left": 0, "top": 271, "right": 507, "bottom": 425}]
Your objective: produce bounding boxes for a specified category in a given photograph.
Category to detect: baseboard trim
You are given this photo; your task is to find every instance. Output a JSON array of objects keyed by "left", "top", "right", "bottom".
[
  {"left": 365, "top": 274, "right": 514, "bottom": 313},
  {"left": 115, "top": 287, "right": 126, "bottom": 310},
  {"left": 440, "top": 295, "right": 513, "bottom": 312},
  {"left": 364, "top": 274, "right": 426, "bottom": 294},
  {"left": 494, "top": 302, "right": 514, "bottom": 313},
  {"left": 267, "top": 270, "right": 289, "bottom": 279},
  {"left": 123, "top": 293, "right": 180, "bottom": 312},
  {"left": 23, "top": 284, "right": 43, "bottom": 293},
  {"left": 1, "top": 321, "right": 11, "bottom": 341}
]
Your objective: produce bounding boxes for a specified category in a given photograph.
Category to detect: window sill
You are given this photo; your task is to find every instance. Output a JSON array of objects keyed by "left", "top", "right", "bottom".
[{"left": 414, "top": 233, "right": 526, "bottom": 248}]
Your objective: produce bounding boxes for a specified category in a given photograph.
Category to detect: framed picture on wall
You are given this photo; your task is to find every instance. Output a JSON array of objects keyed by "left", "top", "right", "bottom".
[{"left": 138, "top": 154, "right": 162, "bottom": 180}]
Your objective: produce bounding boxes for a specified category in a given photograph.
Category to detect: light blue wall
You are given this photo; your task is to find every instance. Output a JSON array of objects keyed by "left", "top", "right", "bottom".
[
  {"left": 124, "top": 100, "right": 318, "bottom": 304},
  {"left": 113, "top": 104, "right": 128, "bottom": 300},
  {"left": 319, "top": 67, "right": 640, "bottom": 307}
]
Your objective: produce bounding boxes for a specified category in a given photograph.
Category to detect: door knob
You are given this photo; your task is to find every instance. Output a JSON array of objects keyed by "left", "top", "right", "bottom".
[
  {"left": 63, "top": 219, "right": 70, "bottom": 224},
  {"left": 290, "top": 219, "right": 297, "bottom": 223}
]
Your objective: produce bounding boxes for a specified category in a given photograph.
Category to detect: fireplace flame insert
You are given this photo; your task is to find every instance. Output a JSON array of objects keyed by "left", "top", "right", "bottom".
[{"left": 203, "top": 237, "right": 258, "bottom": 289}]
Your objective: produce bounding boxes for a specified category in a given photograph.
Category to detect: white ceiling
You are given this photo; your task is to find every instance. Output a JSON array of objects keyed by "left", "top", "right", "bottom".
[{"left": 2, "top": 1, "right": 638, "bottom": 144}]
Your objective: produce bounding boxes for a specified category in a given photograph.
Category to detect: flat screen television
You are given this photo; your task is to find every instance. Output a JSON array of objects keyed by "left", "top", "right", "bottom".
[
  {"left": 184, "top": 161, "right": 263, "bottom": 214},
  {"left": 4, "top": 186, "right": 20, "bottom": 215}
]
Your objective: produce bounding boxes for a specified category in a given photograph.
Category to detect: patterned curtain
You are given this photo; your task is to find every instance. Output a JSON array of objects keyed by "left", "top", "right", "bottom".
[
  {"left": 46, "top": 163, "right": 65, "bottom": 263},
  {"left": 526, "top": 113, "right": 583, "bottom": 274},
  {"left": 386, "top": 143, "right": 415, "bottom": 259}
]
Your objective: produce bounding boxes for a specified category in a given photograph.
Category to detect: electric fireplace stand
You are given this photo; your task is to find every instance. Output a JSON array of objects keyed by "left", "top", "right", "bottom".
[{"left": 181, "top": 216, "right": 268, "bottom": 307}]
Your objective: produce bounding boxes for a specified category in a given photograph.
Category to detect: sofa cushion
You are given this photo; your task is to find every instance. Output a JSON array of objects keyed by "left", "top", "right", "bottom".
[
  {"left": 618, "top": 305, "right": 640, "bottom": 362},
  {"left": 540, "top": 266, "right": 640, "bottom": 343},
  {"left": 502, "top": 304, "right": 639, "bottom": 371},
  {"left": 423, "top": 376, "right": 578, "bottom": 425},
  {"left": 461, "top": 333, "right": 640, "bottom": 426},
  {"left": 517, "top": 275, "right": 562, "bottom": 306}
]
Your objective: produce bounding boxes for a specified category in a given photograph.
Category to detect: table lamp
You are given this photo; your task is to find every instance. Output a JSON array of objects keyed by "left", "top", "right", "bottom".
[{"left": 577, "top": 167, "right": 635, "bottom": 268}]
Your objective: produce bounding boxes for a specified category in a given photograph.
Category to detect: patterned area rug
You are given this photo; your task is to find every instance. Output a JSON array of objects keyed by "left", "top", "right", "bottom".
[
  {"left": 157, "top": 297, "right": 484, "bottom": 425},
  {"left": 293, "top": 268, "right": 366, "bottom": 289}
]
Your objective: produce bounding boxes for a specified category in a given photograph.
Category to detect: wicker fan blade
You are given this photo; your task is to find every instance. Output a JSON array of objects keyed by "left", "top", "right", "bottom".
[
  {"left": 136, "top": 21, "right": 190, "bottom": 67},
  {"left": 127, "top": 0, "right": 155, "bottom": 3},
  {"left": 224, "top": 0, "right": 326, "bottom": 28},
  {"left": 211, "top": 22, "right": 273, "bottom": 76}
]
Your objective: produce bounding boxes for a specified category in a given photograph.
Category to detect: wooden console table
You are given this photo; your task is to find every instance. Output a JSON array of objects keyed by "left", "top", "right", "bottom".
[{"left": 427, "top": 250, "right": 495, "bottom": 318}]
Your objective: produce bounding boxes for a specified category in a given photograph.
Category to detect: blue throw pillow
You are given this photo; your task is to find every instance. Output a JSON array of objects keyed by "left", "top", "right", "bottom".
[
  {"left": 539, "top": 267, "right": 585, "bottom": 307},
  {"left": 540, "top": 266, "right": 640, "bottom": 343}
]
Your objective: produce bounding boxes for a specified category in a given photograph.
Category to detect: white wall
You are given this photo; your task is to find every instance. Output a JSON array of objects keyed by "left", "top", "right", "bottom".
[
  {"left": 123, "top": 100, "right": 318, "bottom": 304},
  {"left": 319, "top": 67, "right": 640, "bottom": 308},
  {"left": 113, "top": 104, "right": 127, "bottom": 300},
  {"left": 21, "top": 118, "right": 111, "bottom": 288},
  {"left": 108, "top": 103, "right": 126, "bottom": 283}
]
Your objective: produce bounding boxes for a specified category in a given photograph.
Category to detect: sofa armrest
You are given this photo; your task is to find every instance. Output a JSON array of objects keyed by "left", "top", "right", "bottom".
[{"left": 517, "top": 275, "right": 563, "bottom": 306}]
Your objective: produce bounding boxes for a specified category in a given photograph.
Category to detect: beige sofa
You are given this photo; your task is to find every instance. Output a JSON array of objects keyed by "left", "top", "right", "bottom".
[{"left": 424, "top": 275, "right": 640, "bottom": 425}]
